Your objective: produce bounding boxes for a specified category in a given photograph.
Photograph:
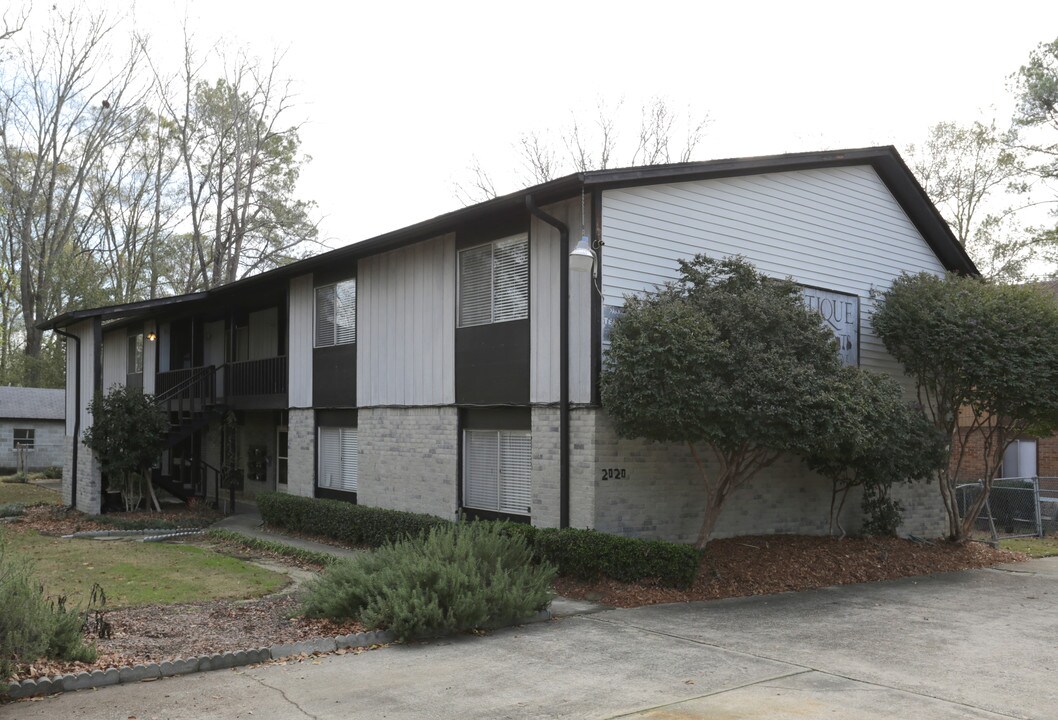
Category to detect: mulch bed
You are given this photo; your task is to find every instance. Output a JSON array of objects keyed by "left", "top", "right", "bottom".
[
  {"left": 553, "top": 534, "right": 1026, "bottom": 608},
  {"left": 9, "top": 594, "right": 364, "bottom": 683},
  {"left": 8, "top": 505, "right": 217, "bottom": 537}
]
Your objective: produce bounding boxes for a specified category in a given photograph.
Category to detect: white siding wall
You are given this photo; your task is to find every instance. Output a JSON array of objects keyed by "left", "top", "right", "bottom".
[
  {"left": 529, "top": 198, "right": 592, "bottom": 405},
  {"left": 101, "top": 328, "right": 126, "bottom": 393},
  {"left": 288, "top": 273, "right": 314, "bottom": 408},
  {"left": 143, "top": 321, "right": 157, "bottom": 394},
  {"left": 62, "top": 320, "right": 96, "bottom": 437},
  {"left": 600, "top": 165, "right": 947, "bottom": 381},
  {"left": 358, "top": 234, "right": 455, "bottom": 406},
  {"left": 158, "top": 321, "right": 170, "bottom": 372}
]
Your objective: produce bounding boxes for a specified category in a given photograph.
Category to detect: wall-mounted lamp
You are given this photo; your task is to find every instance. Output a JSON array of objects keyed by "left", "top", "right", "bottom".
[
  {"left": 569, "top": 235, "right": 596, "bottom": 276},
  {"left": 146, "top": 331, "right": 157, "bottom": 342}
]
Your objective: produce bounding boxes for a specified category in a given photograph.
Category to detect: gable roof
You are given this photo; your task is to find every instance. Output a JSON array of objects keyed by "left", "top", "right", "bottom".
[
  {"left": 39, "top": 145, "right": 977, "bottom": 331},
  {"left": 0, "top": 387, "right": 65, "bottom": 421}
]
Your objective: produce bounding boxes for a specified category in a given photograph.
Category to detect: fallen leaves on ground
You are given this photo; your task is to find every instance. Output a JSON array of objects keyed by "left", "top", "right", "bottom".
[{"left": 552, "top": 534, "right": 1026, "bottom": 608}]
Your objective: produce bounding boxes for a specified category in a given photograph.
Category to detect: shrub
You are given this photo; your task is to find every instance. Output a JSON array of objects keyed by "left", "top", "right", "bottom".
[
  {"left": 257, "top": 492, "right": 448, "bottom": 547},
  {"left": 506, "top": 524, "right": 700, "bottom": 589},
  {"left": 43, "top": 467, "right": 63, "bottom": 480},
  {"left": 0, "top": 504, "right": 25, "bottom": 518},
  {"left": 861, "top": 484, "right": 904, "bottom": 537},
  {"left": 0, "top": 539, "right": 97, "bottom": 684},
  {"left": 302, "top": 522, "right": 555, "bottom": 640}
]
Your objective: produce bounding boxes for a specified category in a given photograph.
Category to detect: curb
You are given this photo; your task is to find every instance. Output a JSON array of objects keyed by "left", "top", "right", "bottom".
[
  {"left": 1, "top": 609, "right": 553, "bottom": 700},
  {"left": 143, "top": 529, "right": 207, "bottom": 543},
  {"left": 1, "top": 629, "right": 396, "bottom": 701}
]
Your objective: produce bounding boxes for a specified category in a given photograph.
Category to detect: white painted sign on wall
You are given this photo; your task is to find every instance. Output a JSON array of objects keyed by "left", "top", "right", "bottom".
[{"left": 801, "top": 286, "right": 859, "bottom": 366}]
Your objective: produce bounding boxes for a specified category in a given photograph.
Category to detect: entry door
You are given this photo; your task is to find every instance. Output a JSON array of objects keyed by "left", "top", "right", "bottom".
[{"left": 203, "top": 320, "right": 226, "bottom": 396}]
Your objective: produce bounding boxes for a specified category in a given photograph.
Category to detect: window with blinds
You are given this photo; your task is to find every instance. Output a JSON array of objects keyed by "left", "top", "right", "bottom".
[
  {"left": 315, "top": 279, "right": 356, "bottom": 347},
  {"left": 458, "top": 235, "right": 528, "bottom": 327},
  {"left": 318, "top": 426, "right": 358, "bottom": 493},
  {"left": 463, "top": 429, "right": 531, "bottom": 516}
]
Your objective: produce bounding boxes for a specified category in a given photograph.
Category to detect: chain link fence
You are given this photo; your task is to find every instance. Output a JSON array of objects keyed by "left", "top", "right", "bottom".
[{"left": 956, "top": 477, "right": 1057, "bottom": 540}]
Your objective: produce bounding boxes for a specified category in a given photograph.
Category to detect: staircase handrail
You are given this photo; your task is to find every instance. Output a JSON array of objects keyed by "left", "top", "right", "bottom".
[{"left": 153, "top": 364, "right": 219, "bottom": 406}]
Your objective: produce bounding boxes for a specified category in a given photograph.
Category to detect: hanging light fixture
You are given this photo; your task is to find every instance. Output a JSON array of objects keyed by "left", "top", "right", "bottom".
[
  {"left": 146, "top": 331, "right": 157, "bottom": 342},
  {"left": 569, "top": 235, "right": 595, "bottom": 275}
]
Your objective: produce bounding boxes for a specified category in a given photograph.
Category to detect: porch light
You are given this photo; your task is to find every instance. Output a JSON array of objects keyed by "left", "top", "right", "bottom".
[
  {"left": 569, "top": 235, "right": 595, "bottom": 276},
  {"left": 146, "top": 331, "right": 157, "bottom": 342}
]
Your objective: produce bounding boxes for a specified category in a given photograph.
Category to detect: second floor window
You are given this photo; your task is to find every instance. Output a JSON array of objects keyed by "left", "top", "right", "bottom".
[
  {"left": 315, "top": 279, "right": 356, "bottom": 347},
  {"left": 127, "top": 332, "right": 144, "bottom": 373},
  {"left": 458, "top": 235, "right": 528, "bottom": 327}
]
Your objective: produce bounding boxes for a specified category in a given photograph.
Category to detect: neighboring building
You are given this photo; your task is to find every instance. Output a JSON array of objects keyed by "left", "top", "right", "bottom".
[
  {"left": 40, "top": 146, "right": 977, "bottom": 540},
  {"left": 0, "top": 386, "right": 66, "bottom": 473}
]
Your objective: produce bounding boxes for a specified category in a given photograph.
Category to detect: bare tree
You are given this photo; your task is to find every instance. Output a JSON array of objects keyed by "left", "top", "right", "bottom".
[
  {"left": 154, "top": 33, "right": 318, "bottom": 292},
  {"left": 0, "top": 7, "right": 151, "bottom": 384},
  {"left": 456, "top": 97, "right": 710, "bottom": 203}
]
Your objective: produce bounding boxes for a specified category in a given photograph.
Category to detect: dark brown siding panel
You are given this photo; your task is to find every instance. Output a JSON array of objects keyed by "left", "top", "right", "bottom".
[
  {"left": 313, "top": 344, "right": 356, "bottom": 408},
  {"left": 455, "top": 320, "right": 529, "bottom": 405}
]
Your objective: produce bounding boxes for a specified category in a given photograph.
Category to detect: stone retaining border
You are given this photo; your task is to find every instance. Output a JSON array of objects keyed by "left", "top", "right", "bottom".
[
  {"left": 1, "top": 611, "right": 552, "bottom": 700},
  {"left": 62, "top": 528, "right": 206, "bottom": 539},
  {"left": 142, "top": 529, "right": 207, "bottom": 543}
]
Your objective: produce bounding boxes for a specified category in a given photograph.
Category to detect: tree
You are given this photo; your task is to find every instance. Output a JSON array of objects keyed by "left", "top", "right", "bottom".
[
  {"left": 872, "top": 272, "right": 1058, "bottom": 541},
  {"left": 907, "top": 121, "right": 1034, "bottom": 281},
  {"left": 804, "top": 367, "right": 946, "bottom": 537},
  {"left": 82, "top": 385, "right": 168, "bottom": 512},
  {"left": 0, "top": 7, "right": 150, "bottom": 384},
  {"left": 157, "top": 37, "right": 318, "bottom": 292},
  {"left": 600, "top": 255, "right": 845, "bottom": 547},
  {"left": 457, "top": 97, "right": 709, "bottom": 204}
]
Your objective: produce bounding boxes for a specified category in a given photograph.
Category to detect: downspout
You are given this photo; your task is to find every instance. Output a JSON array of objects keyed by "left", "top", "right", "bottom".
[
  {"left": 526, "top": 195, "right": 570, "bottom": 528},
  {"left": 54, "top": 327, "right": 80, "bottom": 510}
]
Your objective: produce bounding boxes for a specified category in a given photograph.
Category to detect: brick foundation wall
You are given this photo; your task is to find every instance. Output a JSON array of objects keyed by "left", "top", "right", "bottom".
[
  {"left": 357, "top": 407, "right": 458, "bottom": 520},
  {"left": 286, "top": 409, "right": 315, "bottom": 498},
  {"left": 74, "top": 443, "right": 101, "bottom": 514}
]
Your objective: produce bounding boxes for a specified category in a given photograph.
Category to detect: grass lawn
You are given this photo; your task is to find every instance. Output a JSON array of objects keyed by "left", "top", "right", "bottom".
[
  {"left": 0, "top": 481, "right": 62, "bottom": 506},
  {"left": 2, "top": 530, "right": 289, "bottom": 608},
  {"left": 999, "top": 537, "right": 1058, "bottom": 558}
]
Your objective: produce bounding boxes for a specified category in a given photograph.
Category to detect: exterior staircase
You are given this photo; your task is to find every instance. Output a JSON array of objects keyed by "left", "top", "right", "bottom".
[{"left": 151, "top": 365, "right": 224, "bottom": 505}]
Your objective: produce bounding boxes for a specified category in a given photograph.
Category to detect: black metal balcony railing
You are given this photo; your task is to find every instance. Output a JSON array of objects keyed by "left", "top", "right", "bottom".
[
  {"left": 155, "top": 368, "right": 200, "bottom": 396},
  {"left": 226, "top": 356, "right": 288, "bottom": 397}
]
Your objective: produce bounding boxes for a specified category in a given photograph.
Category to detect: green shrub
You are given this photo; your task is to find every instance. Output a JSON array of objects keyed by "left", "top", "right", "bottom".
[
  {"left": 257, "top": 492, "right": 449, "bottom": 547},
  {"left": 0, "top": 538, "right": 97, "bottom": 684},
  {"left": 509, "top": 525, "right": 701, "bottom": 589},
  {"left": 0, "top": 504, "right": 25, "bottom": 518},
  {"left": 206, "top": 529, "right": 339, "bottom": 567},
  {"left": 43, "top": 467, "right": 63, "bottom": 480},
  {"left": 861, "top": 484, "right": 904, "bottom": 537},
  {"left": 302, "top": 521, "right": 555, "bottom": 640}
]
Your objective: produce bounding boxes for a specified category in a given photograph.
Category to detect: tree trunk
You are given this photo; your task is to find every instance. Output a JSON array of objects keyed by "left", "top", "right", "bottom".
[{"left": 696, "top": 495, "right": 724, "bottom": 550}]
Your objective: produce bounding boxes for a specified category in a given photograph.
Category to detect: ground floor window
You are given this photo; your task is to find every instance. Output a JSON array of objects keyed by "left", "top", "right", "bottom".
[
  {"left": 463, "top": 429, "right": 531, "bottom": 516},
  {"left": 12, "top": 428, "right": 35, "bottom": 449},
  {"left": 277, "top": 427, "right": 288, "bottom": 485},
  {"left": 319, "top": 426, "right": 357, "bottom": 493},
  {"left": 1002, "top": 439, "right": 1037, "bottom": 478}
]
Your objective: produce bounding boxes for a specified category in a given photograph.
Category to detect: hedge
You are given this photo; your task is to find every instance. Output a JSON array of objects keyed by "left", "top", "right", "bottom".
[
  {"left": 256, "top": 492, "right": 448, "bottom": 547},
  {"left": 256, "top": 492, "right": 700, "bottom": 588},
  {"left": 506, "top": 524, "right": 700, "bottom": 589}
]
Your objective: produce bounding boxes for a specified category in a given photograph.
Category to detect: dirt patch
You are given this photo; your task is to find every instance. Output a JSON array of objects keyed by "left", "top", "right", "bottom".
[{"left": 552, "top": 534, "right": 1026, "bottom": 608}]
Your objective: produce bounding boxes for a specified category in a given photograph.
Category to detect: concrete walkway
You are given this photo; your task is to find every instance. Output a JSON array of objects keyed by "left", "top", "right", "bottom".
[
  {"left": 210, "top": 507, "right": 365, "bottom": 560},
  {"left": 14, "top": 558, "right": 1058, "bottom": 719}
]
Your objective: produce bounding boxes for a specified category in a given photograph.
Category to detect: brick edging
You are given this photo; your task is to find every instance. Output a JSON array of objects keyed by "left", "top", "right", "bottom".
[{"left": 2, "top": 610, "right": 552, "bottom": 700}]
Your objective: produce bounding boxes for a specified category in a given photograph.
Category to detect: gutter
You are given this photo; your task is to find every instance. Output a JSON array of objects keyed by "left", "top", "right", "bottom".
[
  {"left": 53, "top": 328, "right": 80, "bottom": 510},
  {"left": 525, "top": 195, "right": 570, "bottom": 529}
]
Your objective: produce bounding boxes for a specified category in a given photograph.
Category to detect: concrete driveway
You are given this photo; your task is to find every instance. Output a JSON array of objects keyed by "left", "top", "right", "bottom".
[{"left": 8, "top": 559, "right": 1058, "bottom": 719}]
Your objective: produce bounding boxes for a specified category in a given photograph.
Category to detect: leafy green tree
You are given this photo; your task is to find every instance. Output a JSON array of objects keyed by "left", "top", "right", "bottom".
[
  {"left": 804, "top": 367, "right": 947, "bottom": 537},
  {"left": 82, "top": 385, "right": 168, "bottom": 512},
  {"left": 872, "top": 272, "right": 1058, "bottom": 540},
  {"left": 601, "top": 255, "right": 845, "bottom": 547}
]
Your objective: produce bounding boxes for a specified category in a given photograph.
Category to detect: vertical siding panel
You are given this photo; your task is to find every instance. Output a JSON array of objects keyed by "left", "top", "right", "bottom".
[
  {"left": 77, "top": 321, "right": 94, "bottom": 437},
  {"left": 359, "top": 234, "right": 455, "bottom": 406},
  {"left": 143, "top": 321, "right": 157, "bottom": 395},
  {"left": 288, "top": 274, "right": 314, "bottom": 407},
  {"left": 65, "top": 333, "right": 77, "bottom": 435},
  {"left": 101, "top": 328, "right": 126, "bottom": 392},
  {"left": 599, "top": 165, "right": 948, "bottom": 387}
]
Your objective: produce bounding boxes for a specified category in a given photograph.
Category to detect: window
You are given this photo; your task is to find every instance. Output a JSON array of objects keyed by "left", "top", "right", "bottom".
[
  {"left": 277, "top": 427, "right": 288, "bottom": 485},
  {"left": 318, "top": 426, "right": 358, "bottom": 493},
  {"left": 458, "top": 235, "right": 528, "bottom": 327},
  {"left": 315, "top": 279, "right": 356, "bottom": 347},
  {"left": 463, "top": 429, "right": 531, "bottom": 515},
  {"left": 13, "top": 429, "right": 34, "bottom": 450},
  {"left": 1002, "top": 439, "right": 1037, "bottom": 479},
  {"left": 127, "top": 332, "right": 144, "bottom": 373}
]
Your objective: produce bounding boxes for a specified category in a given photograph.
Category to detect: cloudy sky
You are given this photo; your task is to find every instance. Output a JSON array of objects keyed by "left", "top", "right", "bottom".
[{"left": 73, "top": 0, "right": 1058, "bottom": 248}]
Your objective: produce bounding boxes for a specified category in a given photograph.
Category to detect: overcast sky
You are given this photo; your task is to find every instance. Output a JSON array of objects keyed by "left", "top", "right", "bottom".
[{"left": 77, "top": 1, "right": 1058, "bottom": 249}]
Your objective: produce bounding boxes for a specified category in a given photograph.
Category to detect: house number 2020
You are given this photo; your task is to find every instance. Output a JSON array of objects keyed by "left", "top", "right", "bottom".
[{"left": 601, "top": 468, "right": 627, "bottom": 480}]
